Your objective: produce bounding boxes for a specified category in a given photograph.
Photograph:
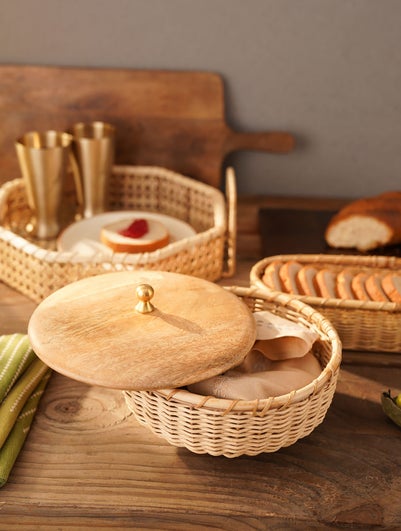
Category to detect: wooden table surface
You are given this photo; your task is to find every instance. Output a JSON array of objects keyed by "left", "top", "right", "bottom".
[{"left": 1, "top": 204, "right": 401, "bottom": 530}]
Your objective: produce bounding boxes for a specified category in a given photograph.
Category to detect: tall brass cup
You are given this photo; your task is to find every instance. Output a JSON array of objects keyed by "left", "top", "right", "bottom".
[
  {"left": 72, "top": 121, "right": 115, "bottom": 219},
  {"left": 15, "top": 130, "right": 74, "bottom": 240}
]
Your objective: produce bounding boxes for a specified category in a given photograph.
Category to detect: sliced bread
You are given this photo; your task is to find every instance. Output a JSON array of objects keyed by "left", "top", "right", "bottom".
[
  {"left": 351, "top": 272, "right": 371, "bottom": 300},
  {"left": 336, "top": 269, "right": 355, "bottom": 300},
  {"left": 365, "top": 273, "right": 389, "bottom": 302},
  {"left": 261, "top": 260, "right": 284, "bottom": 291},
  {"left": 381, "top": 273, "right": 401, "bottom": 303},
  {"left": 315, "top": 269, "right": 337, "bottom": 298},
  {"left": 296, "top": 265, "right": 319, "bottom": 296},
  {"left": 100, "top": 217, "right": 170, "bottom": 253},
  {"left": 278, "top": 260, "right": 303, "bottom": 294}
]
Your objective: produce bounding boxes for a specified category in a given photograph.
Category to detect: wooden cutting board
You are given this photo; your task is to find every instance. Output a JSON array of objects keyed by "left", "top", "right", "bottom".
[
  {"left": 0, "top": 64, "right": 294, "bottom": 188},
  {"left": 27, "top": 271, "right": 256, "bottom": 390}
]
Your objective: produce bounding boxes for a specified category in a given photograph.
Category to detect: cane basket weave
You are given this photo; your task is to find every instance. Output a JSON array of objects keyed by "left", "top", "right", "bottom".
[
  {"left": 250, "top": 254, "right": 401, "bottom": 353},
  {"left": 0, "top": 165, "right": 236, "bottom": 302},
  {"left": 124, "top": 286, "right": 342, "bottom": 458}
]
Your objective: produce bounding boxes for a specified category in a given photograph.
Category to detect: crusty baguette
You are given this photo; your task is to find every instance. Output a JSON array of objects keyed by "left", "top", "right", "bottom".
[
  {"left": 261, "top": 260, "right": 284, "bottom": 291},
  {"left": 381, "top": 273, "right": 401, "bottom": 302},
  {"left": 325, "top": 191, "right": 401, "bottom": 251},
  {"left": 278, "top": 260, "right": 302, "bottom": 294},
  {"left": 376, "top": 191, "right": 401, "bottom": 200},
  {"left": 296, "top": 265, "right": 319, "bottom": 296},
  {"left": 365, "top": 273, "right": 389, "bottom": 302},
  {"left": 100, "top": 218, "right": 170, "bottom": 253},
  {"left": 351, "top": 272, "right": 371, "bottom": 300},
  {"left": 336, "top": 269, "right": 355, "bottom": 299},
  {"left": 315, "top": 269, "right": 337, "bottom": 298}
]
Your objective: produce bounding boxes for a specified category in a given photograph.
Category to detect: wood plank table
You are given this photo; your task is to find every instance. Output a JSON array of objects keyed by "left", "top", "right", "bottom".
[{"left": 1, "top": 199, "right": 401, "bottom": 530}]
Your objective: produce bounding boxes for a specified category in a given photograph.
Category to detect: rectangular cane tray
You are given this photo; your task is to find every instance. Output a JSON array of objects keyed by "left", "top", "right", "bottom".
[{"left": 250, "top": 253, "right": 401, "bottom": 353}]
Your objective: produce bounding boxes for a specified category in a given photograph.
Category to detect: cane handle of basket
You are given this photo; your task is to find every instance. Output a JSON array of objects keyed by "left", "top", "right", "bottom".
[
  {"left": 135, "top": 284, "right": 155, "bottom": 313},
  {"left": 222, "top": 166, "right": 237, "bottom": 278}
]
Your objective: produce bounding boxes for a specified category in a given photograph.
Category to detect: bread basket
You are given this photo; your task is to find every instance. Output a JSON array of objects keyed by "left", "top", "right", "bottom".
[
  {"left": 0, "top": 165, "right": 236, "bottom": 302},
  {"left": 124, "top": 286, "right": 341, "bottom": 457},
  {"left": 250, "top": 253, "right": 401, "bottom": 353},
  {"left": 28, "top": 271, "right": 342, "bottom": 459}
]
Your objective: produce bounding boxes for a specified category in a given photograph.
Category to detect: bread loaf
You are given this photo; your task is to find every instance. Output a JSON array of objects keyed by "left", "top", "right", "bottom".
[
  {"left": 100, "top": 217, "right": 170, "bottom": 253},
  {"left": 325, "top": 191, "right": 401, "bottom": 251}
]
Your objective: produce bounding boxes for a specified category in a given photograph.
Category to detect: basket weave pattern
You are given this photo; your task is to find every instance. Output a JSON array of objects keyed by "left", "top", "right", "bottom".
[
  {"left": 0, "top": 166, "right": 234, "bottom": 302},
  {"left": 250, "top": 253, "right": 401, "bottom": 353},
  {"left": 124, "top": 287, "right": 341, "bottom": 458}
]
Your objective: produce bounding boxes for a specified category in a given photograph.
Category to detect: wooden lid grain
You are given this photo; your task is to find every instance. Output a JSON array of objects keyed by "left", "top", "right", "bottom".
[{"left": 28, "top": 271, "right": 256, "bottom": 390}]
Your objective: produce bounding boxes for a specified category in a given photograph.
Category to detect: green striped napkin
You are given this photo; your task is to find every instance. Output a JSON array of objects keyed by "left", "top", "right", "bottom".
[{"left": 0, "top": 333, "right": 51, "bottom": 487}]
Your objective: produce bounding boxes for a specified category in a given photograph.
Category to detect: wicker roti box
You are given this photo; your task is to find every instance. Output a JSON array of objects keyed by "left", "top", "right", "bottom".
[
  {"left": 124, "top": 286, "right": 341, "bottom": 457},
  {"left": 250, "top": 253, "right": 401, "bottom": 353},
  {"left": 28, "top": 271, "right": 342, "bottom": 458},
  {"left": 0, "top": 165, "right": 236, "bottom": 302}
]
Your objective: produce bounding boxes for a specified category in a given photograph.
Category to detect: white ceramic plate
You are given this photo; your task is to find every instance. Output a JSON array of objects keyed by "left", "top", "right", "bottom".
[{"left": 57, "top": 211, "right": 196, "bottom": 257}]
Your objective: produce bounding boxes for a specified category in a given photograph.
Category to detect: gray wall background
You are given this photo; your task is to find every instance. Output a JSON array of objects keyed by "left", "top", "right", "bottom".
[{"left": 1, "top": 0, "right": 401, "bottom": 198}]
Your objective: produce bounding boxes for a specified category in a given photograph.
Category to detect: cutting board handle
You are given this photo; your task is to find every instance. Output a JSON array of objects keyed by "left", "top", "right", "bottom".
[{"left": 226, "top": 129, "right": 295, "bottom": 154}]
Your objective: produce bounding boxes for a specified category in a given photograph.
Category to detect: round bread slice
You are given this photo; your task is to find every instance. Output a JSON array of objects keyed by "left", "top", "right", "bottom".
[{"left": 100, "top": 218, "right": 170, "bottom": 253}]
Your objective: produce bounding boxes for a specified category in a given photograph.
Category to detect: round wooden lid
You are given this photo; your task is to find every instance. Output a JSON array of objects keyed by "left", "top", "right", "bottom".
[{"left": 28, "top": 271, "right": 256, "bottom": 390}]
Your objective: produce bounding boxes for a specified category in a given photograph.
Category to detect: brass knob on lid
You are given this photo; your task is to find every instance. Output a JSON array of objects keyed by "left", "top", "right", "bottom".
[{"left": 135, "top": 284, "right": 155, "bottom": 313}]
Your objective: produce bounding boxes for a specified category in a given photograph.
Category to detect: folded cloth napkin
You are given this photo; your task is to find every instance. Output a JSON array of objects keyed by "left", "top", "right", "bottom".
[
  {"left": 188, "top": 351, "right": 321, "bottom": 400},
  {"left": 252, "top": 311, "right": 319, "bottom": 360},
  {"left": 0, "top": 333, "right": 50, "bottom": 487},
  {"left": 187, "top": 310, "right": 321, "bottom": 400}
]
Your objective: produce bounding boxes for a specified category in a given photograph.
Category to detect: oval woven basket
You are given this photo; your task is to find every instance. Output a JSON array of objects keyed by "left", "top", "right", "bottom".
[
  {"left": 124, "top": 286, "right": 342, "bottom": 458},
  {"left": 250, "top": 254, "right": 401, "bottom": 352}
]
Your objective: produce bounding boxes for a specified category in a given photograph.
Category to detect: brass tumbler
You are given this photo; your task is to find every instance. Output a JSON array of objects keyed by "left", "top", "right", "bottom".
[
  {"left": 15, "top": 130, "right": 74, "bottom": 240},
  {"left": 72, "top": 121, "right": 115, "bottom": 218}
]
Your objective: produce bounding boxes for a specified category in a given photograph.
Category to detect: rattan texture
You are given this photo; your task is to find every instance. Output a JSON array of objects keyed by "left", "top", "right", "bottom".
[
  {"left": 250, "top": 253, "right": 401, "bottom": 353},
  {"left": 124, "top": 286, "right": 341, "bottom": 457},
  {"left": 0, "top": 165, "right": 236, "bottom": 302}
]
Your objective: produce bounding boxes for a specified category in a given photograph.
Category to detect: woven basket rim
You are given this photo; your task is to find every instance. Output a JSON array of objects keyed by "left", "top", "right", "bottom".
[
  {"left": 140, "top": 286, "right": 342, "bottom": 414},
  {"left": 0, "top": 167, "right": 227, "bottom": 265},
  {"left": 0, "top": 224, "right": 224, "bottom": 265},
  {"left": 250, "top": 253, "right": 401, "bottom": 312}
]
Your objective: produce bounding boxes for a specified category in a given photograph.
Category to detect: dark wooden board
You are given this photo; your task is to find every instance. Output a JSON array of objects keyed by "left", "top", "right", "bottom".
[
  {"left": 259, "top": 207, "right": 401, "bottom": 257},
  {"left": 259, "top": 208, "right": 337, "bottom": 255},
  {"left": 0, "top": 64, "right": 295, "bottom": 188}
]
